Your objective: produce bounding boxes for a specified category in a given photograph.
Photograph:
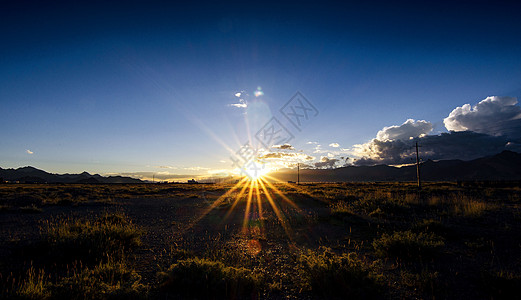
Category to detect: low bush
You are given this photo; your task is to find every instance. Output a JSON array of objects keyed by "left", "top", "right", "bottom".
[
  {"left": 51, "top": 260, "right": 145, "bottom": 299},
  {"left": 298, "top": 247, "right": 381, "bottom": 299},
  {"left": 373, "top": 230, "right": 444, "bottom": 259},
  {"left": 158, "top": 257, "right": 262, "bottom": 299},
  {"left": 41, "top": 213, "right": 141, "bottom": 263}
]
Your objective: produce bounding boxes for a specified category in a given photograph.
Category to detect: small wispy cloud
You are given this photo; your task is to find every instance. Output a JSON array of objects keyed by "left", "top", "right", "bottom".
[
  {"left": 307, "top": 141, "right": 318, "bottom": 144},
  {"left": 329, "top": 143, "right": 340, "bottom": 148},
  {"left": 229, "top": 99, "right": 247, "bottom": 108},
  {"left": 26, "top": 149, "right": 33, "bottom": 154},
  {"left": 183, "top": 166, "right": 211, "bottom": 171},
  {"left": 272, "top": 143, "right": 294, "bottom": 150},
  {"left": 229, "top": 91, "right": 248, "bottom": 108},
  {"left": 154, "top": 165, "right": 176, "bottom": 169}
]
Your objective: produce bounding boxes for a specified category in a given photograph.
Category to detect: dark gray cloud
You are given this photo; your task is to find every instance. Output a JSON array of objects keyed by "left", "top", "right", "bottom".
[
  {"left": 353, "top": 96, "right": 521, "bottom": 166},
  {"left": 354, "top": 131, "right": 520, "bottom": 166},
  {"left": 272, "top": 143, "right": 294, "bottom": 150},
  {"left": 314, "top": 157, "right": 339, "bottom": 169}
]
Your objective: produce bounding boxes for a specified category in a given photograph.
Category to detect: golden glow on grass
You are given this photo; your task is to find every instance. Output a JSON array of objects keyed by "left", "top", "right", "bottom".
[{"left": 184, "top": 174, "right": 305, "bottom": 242}]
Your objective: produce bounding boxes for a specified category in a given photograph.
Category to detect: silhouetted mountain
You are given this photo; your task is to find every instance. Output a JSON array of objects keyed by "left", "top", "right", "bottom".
[
  {"left": 269, "top": 150, "right": 521, "bottom": 182},
  {"left": 0, "top": 167, "right": 142, "bottom": 184}
]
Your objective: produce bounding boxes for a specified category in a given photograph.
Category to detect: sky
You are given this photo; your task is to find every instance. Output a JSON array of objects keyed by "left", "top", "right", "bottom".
[{"left": 1, "top": 1, "right": 521, "bottom": 181}]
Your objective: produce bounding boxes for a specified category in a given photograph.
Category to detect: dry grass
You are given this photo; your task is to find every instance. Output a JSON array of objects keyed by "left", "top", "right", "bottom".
[{"left": 1, "top": 182, "right": 520, "bottom": 299}]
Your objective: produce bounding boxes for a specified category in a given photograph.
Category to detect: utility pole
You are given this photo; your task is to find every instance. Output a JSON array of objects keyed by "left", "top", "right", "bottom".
[
  {"left": 415, "top": 142, "right": 421, "bottom": 190},
  {"left": 297, "top": 163, "right": 300, "bottom": 185}
]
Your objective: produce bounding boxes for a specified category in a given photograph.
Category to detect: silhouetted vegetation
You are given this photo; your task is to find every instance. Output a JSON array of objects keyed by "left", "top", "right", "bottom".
[{"left": 1, "top": 182, "right": 521, "bottom": 299}]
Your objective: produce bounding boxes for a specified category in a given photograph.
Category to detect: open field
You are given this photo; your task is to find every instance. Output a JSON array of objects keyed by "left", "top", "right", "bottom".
[{"left": 1, "top": 182, "right": 521, "bottom": 299}]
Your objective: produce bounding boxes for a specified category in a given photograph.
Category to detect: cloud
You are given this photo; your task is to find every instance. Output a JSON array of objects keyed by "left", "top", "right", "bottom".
[
  {"left": 229, "top": 98, "right": 247, "bottom": 108},
  {"left": 314, "top": 157, "right": 339, "bottom": 169},
  {"left": 444, "top": 96, "right": 521, "bottom": 138},
  {"left": 264, "top": 152, "right": 313, "bottom": 160},
  {"left": 307, "top": 141, "right": 318, "bottom": 144},
  {"left": 272, "top": 143, "right": 294, "bottom": 150},
  {"left": 329, "top": 143, "right": 340, "bottom": 147},
  {"left": 26, "top": 149, "right": 33, "bottom": 154},
  {"left": 183, "top": 166, "right": 211, "bottom": 171},
  {"left": 154, "top": 165, "right": 176, "bottom": 169},
  {"left": 376, "top": 119, "right": 433, "bottom": 141},
  {"left": 353, "top": 128, "right": 520, "bottom": 166}
]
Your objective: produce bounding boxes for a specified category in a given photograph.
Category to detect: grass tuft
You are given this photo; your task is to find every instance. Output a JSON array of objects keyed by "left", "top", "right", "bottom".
[
  {"left": 158, "top": 257, "right": 261, "bottom": 298},
  {"left": 298, "top": 247, "right": 381, "bottom": 299},
  {"left": 41, "top": 213, "right": 142, "bottom": 263},
  {"left": 373, "top": 230, "right": 444, "bottom": 259}
]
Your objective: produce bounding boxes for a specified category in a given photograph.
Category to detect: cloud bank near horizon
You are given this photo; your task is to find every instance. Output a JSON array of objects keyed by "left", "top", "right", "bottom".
[{"left": 351, "top": 96, "right": 521, "bottom": 166}]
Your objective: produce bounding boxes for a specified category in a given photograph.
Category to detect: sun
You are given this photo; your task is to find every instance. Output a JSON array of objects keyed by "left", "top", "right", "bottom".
[{"left": 241, "top": 160, "right": 271, "bottom": 181}]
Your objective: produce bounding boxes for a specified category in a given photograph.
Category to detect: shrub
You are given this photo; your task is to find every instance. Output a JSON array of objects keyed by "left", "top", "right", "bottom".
[
  {"left": 14, "top": 267, "right": 50, "bottom": 299},
  {"left": 158, "top": 257, "right": 261, "bottom": 299},
  {"left": 373, "top": 230, "right": 444, "bottom": 259},
  {"left": 51, "top": 260, "right": 145, "bottom": 300},
  {"left": 412, "top": 219, "right": 449, "bottom": 237},
  {"left": 42, "top": 213, "right": 141, "bottom": 263},
  {"left": 298, "top": 247, "right": 381, "bottom": 299}
]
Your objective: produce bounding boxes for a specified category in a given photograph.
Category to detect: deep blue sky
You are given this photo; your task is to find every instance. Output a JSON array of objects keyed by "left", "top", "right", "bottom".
[{"left": 1, "top": 1, "right": 521, "bottom": 179}]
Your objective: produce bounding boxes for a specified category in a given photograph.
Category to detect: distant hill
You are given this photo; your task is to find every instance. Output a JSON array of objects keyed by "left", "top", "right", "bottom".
[
  {"left": 2, "top": 150, "right": 520, "bottom": 184},
  {"left": 0, "top": 166, "right": 143, "bottom": 184},
  {"left": 269, "top": 150, "right": 521, "bottom": 182}
]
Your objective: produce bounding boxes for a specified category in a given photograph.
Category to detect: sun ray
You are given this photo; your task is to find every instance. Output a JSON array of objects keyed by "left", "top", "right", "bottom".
[
  {"left": 242, "top": 180, "right": 255, "bottom": 233},
  {"left": 254, "top": 178, "right": 265, "bottom": 238},
  {"left": 260, "top": 175, "right": 301, "bottom": 211},
  {"left": 222, "top": 179, "right": 250, "bottom": 222},
  {"left": 258, "top": 178, "right": 294, "bottom": 241},
  {"left": 263, "top": 174, "right": 328, "bottom": 204},
  {"left": 182, "top": 177, "right": 249, "bottom": 232}
]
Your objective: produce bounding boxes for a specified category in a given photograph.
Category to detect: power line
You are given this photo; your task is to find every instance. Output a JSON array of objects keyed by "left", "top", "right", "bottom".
[{"left": 416, "top": 141, "right": 421, "bottom": 191}]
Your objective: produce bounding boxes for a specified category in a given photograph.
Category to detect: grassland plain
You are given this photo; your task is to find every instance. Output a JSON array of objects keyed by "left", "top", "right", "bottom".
[{"left": 1, "top": 182, "right": 521, "bottom": 299}]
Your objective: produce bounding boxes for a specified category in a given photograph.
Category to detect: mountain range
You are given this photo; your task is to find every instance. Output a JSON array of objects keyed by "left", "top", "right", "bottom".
[
  {"left": 2, "top": 150, "right": 521, "bottom": 184},
  {"left": 0, "top": 167, "right": 143, "bottom": 184}
]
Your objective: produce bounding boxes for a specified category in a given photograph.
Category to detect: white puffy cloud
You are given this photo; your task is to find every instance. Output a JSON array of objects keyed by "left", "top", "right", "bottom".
[
  {"left": 444, "top": 96, "right": 521, "bottom": 138},
  {"left": 26, "top": 149, "right": 33, "bottom": 154},
  {"left": 329, "top": 143, "right": 340, "bottom": 147},
  {"left": 376, "top": 119, "right": 433, "bottom": 141}
]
